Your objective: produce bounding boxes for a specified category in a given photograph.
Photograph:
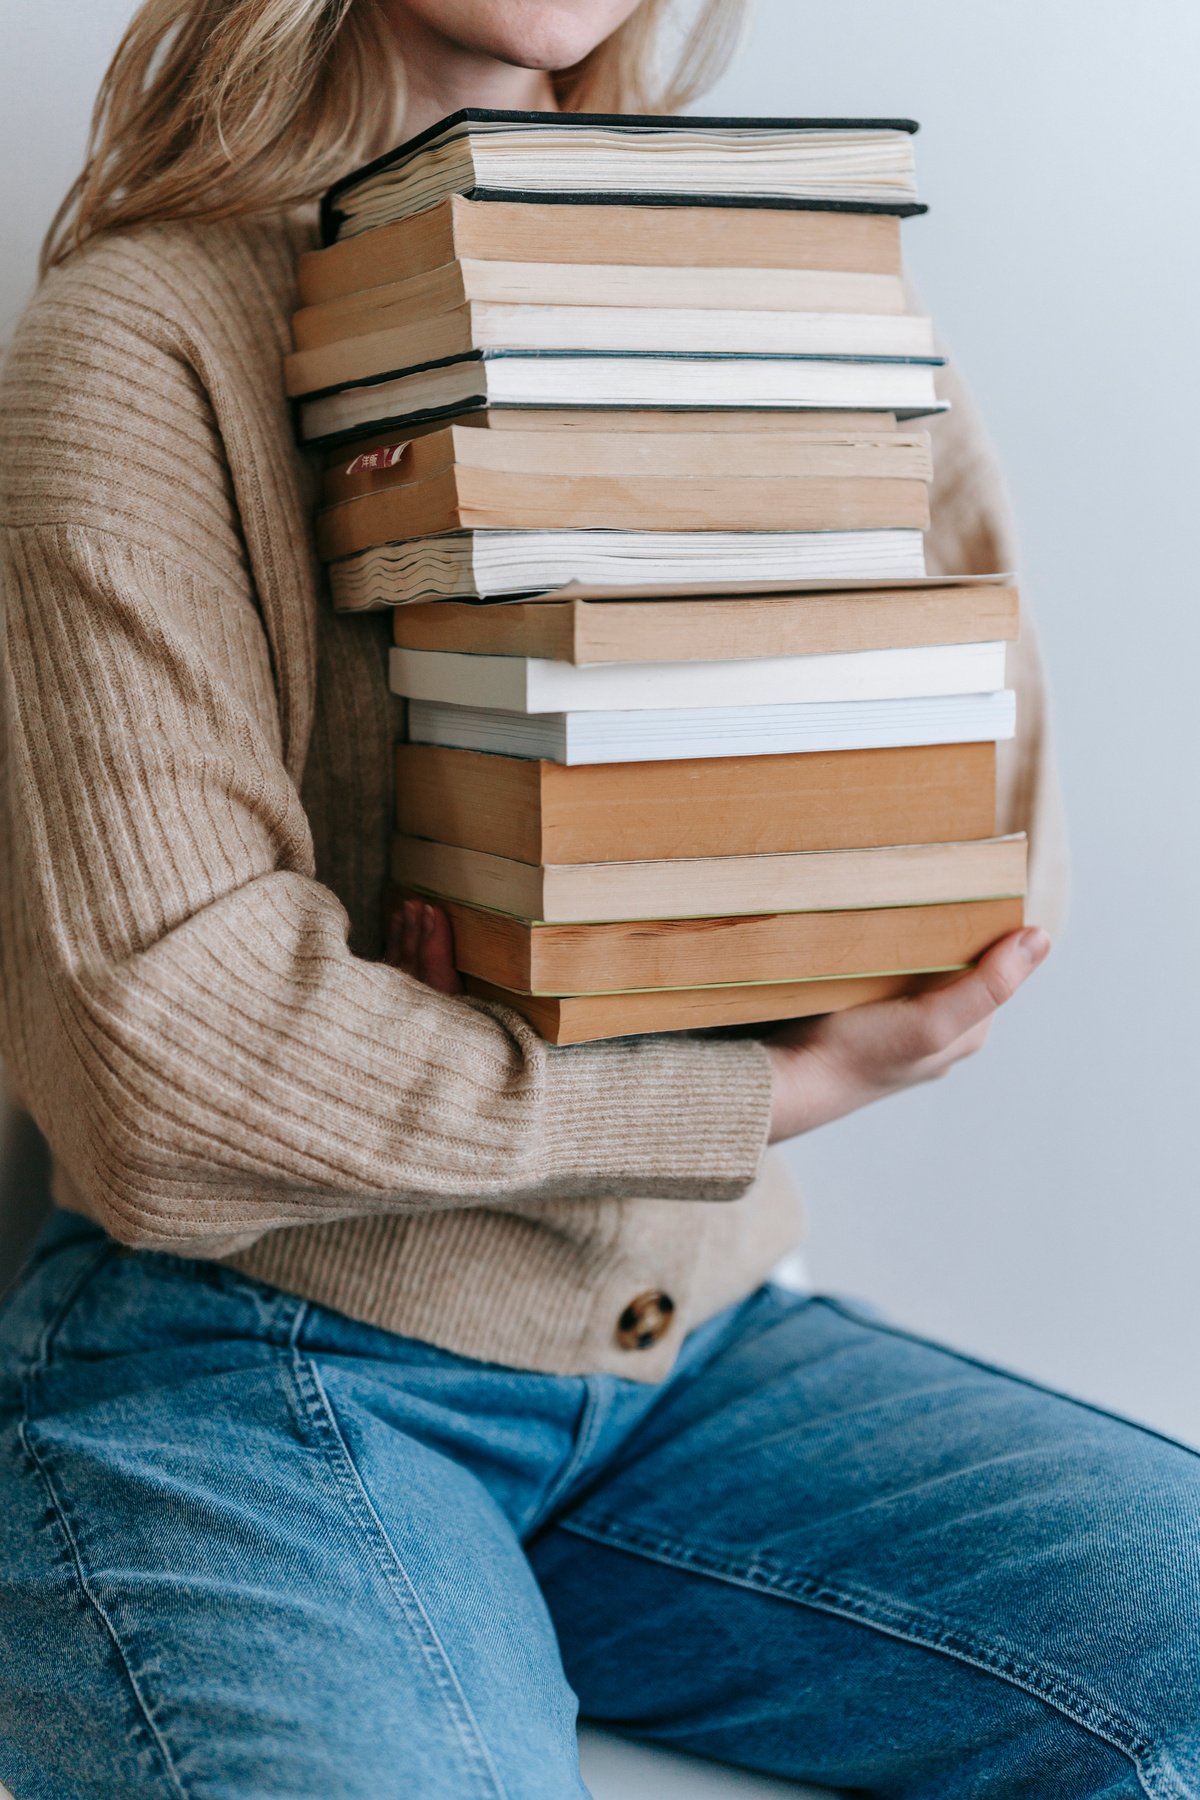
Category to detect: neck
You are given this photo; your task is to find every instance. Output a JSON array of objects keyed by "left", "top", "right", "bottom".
[{"left": 381, "top": 6, "right": 559, "bottom": 142}]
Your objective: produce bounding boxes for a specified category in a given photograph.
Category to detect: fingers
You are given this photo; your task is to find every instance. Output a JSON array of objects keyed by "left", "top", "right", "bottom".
[
  {"left": 909, "top": 1015, "right": 992, "bottom": 1084},
  {"left": 385, "top": 897, "right": 421, "bottom": 971},
  {"left": 901, "top": 927, "right": 1050, "bottom": 1056},
  {"left": 385, "top": 897, "right": 463, "bottom": 996},
  {"left": 418, "top": 900, "right": 464, "bottom": 996},
  {"left": 764, "top": 927, "right": 1049, "bottom": 1144}
]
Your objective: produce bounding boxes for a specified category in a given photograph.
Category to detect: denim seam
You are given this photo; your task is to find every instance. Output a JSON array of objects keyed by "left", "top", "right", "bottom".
[
  {"left": 532, "top": 1378, "right": 608, "bottom": 1533},
  {"left": 15, "top": 1412, "right": 190, "bottom": 1800},
  {"left": 287, "top": 1348, "right": 511, "bottom": 1800},
  {"left": 556, "top": 1513, "right": 1186, "bottom": 1800},
  {"left": 287, "top": 1299, "right": 311, "bottom": 1350},
  {"left": 17, "top": 1239, "right": 193, "bottom": 1790},
  {"left": 30, "top": 1243, "right": 120, "bottom": 1371}
]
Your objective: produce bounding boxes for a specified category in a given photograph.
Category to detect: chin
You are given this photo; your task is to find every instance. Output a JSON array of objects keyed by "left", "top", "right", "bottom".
[
  {"left": 483, "top": 5, "right": 616, "bottom": 70},
  {"left": 405, "top": 1, "right": 641, "bottom": 73}
]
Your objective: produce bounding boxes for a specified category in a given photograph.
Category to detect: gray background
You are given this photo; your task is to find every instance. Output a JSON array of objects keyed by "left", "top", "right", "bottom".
[{"left": 2, "top": 0, "right": 1198, "bottom": 1447}]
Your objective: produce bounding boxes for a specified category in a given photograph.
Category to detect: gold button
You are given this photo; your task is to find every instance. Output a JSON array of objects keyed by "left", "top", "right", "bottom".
[{"left": 616, "top": 1290, "right": 676, "bottom": 1351}]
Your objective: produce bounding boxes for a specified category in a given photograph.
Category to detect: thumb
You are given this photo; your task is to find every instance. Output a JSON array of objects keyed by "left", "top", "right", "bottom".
[{"left": 908, "top": 926, "right": 1051, "bottom": 1045}]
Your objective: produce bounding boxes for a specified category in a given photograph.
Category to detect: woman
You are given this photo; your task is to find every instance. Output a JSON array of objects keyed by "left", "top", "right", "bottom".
[{"left": 0, "top": 2, "right": 1195, "bottom": 1795}]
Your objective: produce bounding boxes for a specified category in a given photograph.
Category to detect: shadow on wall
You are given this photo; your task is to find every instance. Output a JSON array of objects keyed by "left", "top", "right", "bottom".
[{"left": 0, "top": 1099, "right": 52, "bottom": 1295}]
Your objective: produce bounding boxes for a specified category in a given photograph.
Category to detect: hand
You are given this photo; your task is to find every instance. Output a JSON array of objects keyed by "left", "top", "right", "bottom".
[
  {"left": 386, "top": 896, "right": 463, "bottom": 996},
  {"left": 764, "top": 926, "right": 1051, "bottom": 1144}
]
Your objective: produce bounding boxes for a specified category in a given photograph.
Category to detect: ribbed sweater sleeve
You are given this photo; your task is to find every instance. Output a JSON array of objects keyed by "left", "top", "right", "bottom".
[{"left": 0, "top": 228, "right": 772, "bottom": 1256}]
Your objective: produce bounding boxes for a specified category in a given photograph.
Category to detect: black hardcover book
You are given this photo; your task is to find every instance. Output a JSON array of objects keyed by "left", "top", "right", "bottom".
[{"left": 321, "top": 109, "right": 926, "bottom": 244}]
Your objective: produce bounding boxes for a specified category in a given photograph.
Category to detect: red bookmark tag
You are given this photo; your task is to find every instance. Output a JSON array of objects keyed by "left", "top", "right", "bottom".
[{"left": 344, "top": 442, "right": 410, "bottom": 475}]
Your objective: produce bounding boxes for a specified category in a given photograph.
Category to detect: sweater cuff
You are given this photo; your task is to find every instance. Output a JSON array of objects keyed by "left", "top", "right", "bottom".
[{"left": 540, "top": 1032, "right": 773, "bottom": 1201}]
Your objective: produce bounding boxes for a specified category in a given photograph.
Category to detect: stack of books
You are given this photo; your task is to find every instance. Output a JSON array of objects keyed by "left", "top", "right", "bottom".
[{"left": 289, "top": 109, "right": 1025, "bottom": 1043}]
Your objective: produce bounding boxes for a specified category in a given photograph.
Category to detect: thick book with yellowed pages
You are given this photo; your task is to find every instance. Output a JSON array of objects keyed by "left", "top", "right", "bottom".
[
  {"left": 389, "top": 584, "right": 1018, "bottom": 665},
  {"left": 465, "top": 970, "right": 956, "bottom": 1045},
  {"left": 321, "top": 421, "right": 929, "bottom": 505},
  {"left": 409, "top": 893, "right": 1023, "bottom": 994},
  {"left": 321, "top": 110, "right": 925, "bottom": 241},
  {"left": 394, "top": 741, "right": 1000, "bottom": 864},
  {"left": 318, "top": 472, "right": 930, "bottom": 556},
  {"left": 391, "top": 833, "right": 1027, "bottom": 924},
  {"left": 325, "top": 410, "right": 901, "bottom": 458},
  {"left": 298, "top": 195, "right": 904, "bottom": 306},
  {"left": 293, "top": 258, "right": 910, "bottom": 351},
  {"left": 315, "top": 423, "right": 931, "bottom": 553}
]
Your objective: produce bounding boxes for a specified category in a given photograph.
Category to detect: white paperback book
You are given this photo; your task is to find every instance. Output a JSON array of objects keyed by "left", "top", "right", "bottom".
[
  {"left": 388, "top": 643, "right": 1008, "bottom": 712},
  {"left": 330, "top": 527, "right": 926, "bottom": 608},
  {"left": 404, "top": 690, "right": 1017, "bottom": 766}
]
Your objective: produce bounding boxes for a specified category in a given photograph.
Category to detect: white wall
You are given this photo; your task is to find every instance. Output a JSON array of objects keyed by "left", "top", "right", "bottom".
[
  {"left": 705, "top": 0, "right": 1200, "bottom": 1443},
  {"left": 3, "top": 0, "right": 1199, "bottom": 1439}
]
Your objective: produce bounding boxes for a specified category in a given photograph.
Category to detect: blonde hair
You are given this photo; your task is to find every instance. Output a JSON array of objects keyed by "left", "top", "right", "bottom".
[{"left": 42, "top": 0, "right": 749, "bottom": 275}]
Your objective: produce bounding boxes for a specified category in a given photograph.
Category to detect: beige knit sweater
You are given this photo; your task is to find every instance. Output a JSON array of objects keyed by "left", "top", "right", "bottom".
[{"left": 0, "top": 214, "right": 1066, "bottom": 1378}]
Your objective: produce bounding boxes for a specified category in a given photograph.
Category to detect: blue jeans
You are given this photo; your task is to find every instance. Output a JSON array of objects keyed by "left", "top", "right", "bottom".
[{"left": 1, "top": 1212, "right": 1198, "bottom": 1799}]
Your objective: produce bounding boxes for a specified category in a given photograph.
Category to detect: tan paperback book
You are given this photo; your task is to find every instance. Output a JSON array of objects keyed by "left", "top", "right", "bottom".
[
  {"left": 391, "top": 833, "right": 1027, "bottom": 924},
  {"left": 465, "top": 970, "right": 957, "bottom": 1045},
  {"left": 393, "top": 741, "right": 1000, "bottom": 863},
  {"left": 298, "top": 196, "right": 904, "bottom": 305},
  {"left": 409, "top": 894, "right": 1024, "bottom": 995},
  {"left": 388, "top": 584, "right": 1017, "bottom": 664}
]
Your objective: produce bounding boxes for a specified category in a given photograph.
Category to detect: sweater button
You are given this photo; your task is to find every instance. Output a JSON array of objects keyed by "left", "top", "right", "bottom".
[{"left": 616, "top": 1290, "right": 676, "bottom": 1351}]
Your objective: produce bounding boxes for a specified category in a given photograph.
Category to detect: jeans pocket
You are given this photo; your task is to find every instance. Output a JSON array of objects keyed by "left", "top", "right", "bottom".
[
  {"left": 0, "top": 1220, "right": 116, "bottom": 1378},
  {"left": 0, "top": 1227, "right": 295, "bottom": 1413}
]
